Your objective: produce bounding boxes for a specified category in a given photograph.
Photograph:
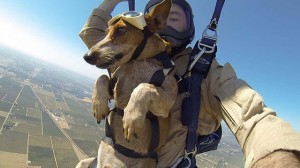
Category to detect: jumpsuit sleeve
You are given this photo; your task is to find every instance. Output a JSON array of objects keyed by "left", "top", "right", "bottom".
[
  {"left": 210, "top": 62, "right": 300, "bottom": 167},
  {"left": 79, "top": 8, "right": 112, "bottom": 49}
]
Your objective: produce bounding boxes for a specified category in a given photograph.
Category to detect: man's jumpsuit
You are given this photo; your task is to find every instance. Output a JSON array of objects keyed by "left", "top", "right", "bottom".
[{"left": 79, "top": 7, "right": 300, "bottom": 168}]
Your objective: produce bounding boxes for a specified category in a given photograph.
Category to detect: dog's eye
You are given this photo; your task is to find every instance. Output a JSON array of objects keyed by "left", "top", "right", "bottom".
[{"left": 116, "top": 27, "right": 126, "bottom": 35}]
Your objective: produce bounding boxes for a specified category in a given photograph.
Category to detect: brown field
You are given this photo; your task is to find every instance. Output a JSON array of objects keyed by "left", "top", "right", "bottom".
[
  {"left": 0, "top": 110, "right": 8, "bottom": 117},
  {"left": 0, "top": 151, "right": 27, "bottom": 168}
]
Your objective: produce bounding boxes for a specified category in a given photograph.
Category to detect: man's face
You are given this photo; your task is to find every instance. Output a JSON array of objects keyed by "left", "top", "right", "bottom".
[{"left": 166, "top": 3, "right": 187, "bottom": 32}]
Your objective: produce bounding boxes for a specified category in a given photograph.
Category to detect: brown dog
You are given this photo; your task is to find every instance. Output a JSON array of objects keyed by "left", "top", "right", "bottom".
[{"left": 81, "top": 0, "right": 177, "bottom": 167}]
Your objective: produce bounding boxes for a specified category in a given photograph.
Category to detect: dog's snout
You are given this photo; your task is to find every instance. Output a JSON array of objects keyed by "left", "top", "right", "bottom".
[{"left": 83, "top": 51, "right": 98, "bottom": 65}]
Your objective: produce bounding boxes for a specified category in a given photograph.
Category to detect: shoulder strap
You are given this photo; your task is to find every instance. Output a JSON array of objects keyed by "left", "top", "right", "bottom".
[{"left": 180, "top": 0, "right": 225, "bottom": 165}]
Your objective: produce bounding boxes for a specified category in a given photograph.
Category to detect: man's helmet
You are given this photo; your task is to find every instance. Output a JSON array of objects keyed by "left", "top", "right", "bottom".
[{"left": 145, "top": 0, "right": 195, "bottom": 54}]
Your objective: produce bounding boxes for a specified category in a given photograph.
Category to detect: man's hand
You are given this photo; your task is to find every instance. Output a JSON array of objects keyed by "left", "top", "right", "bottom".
[
  {"left": 253, "top": 150, "right": 300, "bottom": 168},
  {"left": 98, "top": 0, "right": 124, "bottom": 13}
]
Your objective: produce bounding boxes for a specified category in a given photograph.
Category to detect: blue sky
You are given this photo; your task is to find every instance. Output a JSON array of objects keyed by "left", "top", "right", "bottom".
[{"left": 0, "top": 0, "right": 299, "bottom": 133}]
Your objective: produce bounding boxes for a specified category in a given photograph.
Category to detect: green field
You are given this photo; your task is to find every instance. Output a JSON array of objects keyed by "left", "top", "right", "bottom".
[
  {"left": 69, "top": 124, "right": 100, "bottom": 133},
  {"left": 0, "top": 89, "right": 6, "bottom": 100},
  {"left": 33, "top": 87, "right": 57, "bottom": 111},
  {"left": 64, "top": 127, "right": 101, "bottom": 141},
  {"left": 42, "top": 110, "right": 64, "bottom": 137},
  {"left": 29, "top": 134, "right": 52, "bottom": 148},
  {"left": 28, "top": 145, "right": 56, "bottom": 168},
  {"left": 51, "top": 136, "right": 79, "bottom": 168},
  {"left": 0, "top": 129, "right": 28, "bottom": 154},
  {"left": 17, "top": 85, "right": 39, "bottom": 109},
  {"left": 27, "top": 108, "right": 41, "bottom": 119},
  {"left": 2, "top": 83, "right": 22, "bottom": 103},
  {"left": 11, "top": 105, "right": 27, "bottom": 116},
  {"left": 13, "top": 123, "right": 42, "bottom": 135},
  {"left": 73, "top": 139, "right": 98, "bottom": 157},
  {"left": 8, "top": 113, "right": 41, "bottom": 126},
  {"left": 0, "top": 76, "right": 14, "bottom": 88},
  {"left": 0, "top": 116, "right": 5, "bottom": 129},
  {"left": 0, "top": 101, "right": 13, "bottom": 112},
  {"left": 63, "top": 95, "right": 91, "bottom": 118}
]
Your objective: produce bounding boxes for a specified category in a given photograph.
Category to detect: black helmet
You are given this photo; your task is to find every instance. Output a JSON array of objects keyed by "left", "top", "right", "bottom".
[{"left": 145, "top": 0, "right": 195, "bottom": 54}]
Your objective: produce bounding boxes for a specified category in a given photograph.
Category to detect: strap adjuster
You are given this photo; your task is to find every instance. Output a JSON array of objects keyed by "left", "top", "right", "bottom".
[
  {"left": 198, "top": 26, "right": 218, "bottom": 54},
  {"left": 185, "top": 146, "right": 197, "bottom": 158}
]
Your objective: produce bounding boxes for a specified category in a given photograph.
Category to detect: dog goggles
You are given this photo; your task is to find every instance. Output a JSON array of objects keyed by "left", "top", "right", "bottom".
[{"left": 108, "top": 11, "right": 147, "bottom": 30}]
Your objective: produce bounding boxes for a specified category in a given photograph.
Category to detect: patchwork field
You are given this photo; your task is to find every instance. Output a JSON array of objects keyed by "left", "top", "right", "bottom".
[
  {"left": 0, "top": 151, "right": 27, "bottom": 168},
  {"left": 17, "top": 85, "right": 40, "bottom": 109},
  {"left": 29, "top": 134, "right": 52, "bottom": 148},
  {"left": 28, "top": 146, "right": 56, "bottom": 168},
  {"left": 33, "top": 87, "right": 57, "bottom": 111},
  {"left": 51, "top": 136, "right": 79, "bottom": 168},
  {"left": 72, "top": 139, "right": 98, "bottom": 157},
  {"left": 42, "top": 110, "right": 64, "bottom": 137},
  {"left": 0, "top": 129, "right": 28, "bottom": 154},
  {"left": 27, "top": 108, "right": 42, "bottom": 119},
  {"left": 2, "top": 82, "right": 22, "bottom": 103},
  {"left": 13, "top": 123, "right": 42, "bottom": 135}
]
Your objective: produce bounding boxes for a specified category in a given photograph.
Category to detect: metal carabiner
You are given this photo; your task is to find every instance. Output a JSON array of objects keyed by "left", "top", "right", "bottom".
[{"left": 198, "top": 21, "right": 218, "bottom": 54}]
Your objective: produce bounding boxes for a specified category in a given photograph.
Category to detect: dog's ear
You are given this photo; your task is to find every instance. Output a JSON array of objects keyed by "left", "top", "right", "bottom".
[{"left": 144, "top": 0, "right": 171, "bottom": 32}]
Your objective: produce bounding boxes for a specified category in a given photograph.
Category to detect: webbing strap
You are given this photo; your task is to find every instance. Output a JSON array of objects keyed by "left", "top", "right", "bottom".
[
  {"left": 149, "top": 51, "right": 174, "bottom": 90},
  {"left": 209, "top": 0, "right": 225, "bottom": 30},
  {"left": 182, "top": 0, "right": 225, "bottom": 161},
  {"left": 128, "top": 0, "right": 135, "bottom": 11},
  {"left": 130, "top": 26, "right": 153, "bottom": 61},
  {"left": 105, "top": 108, "right": 160, "bottom": 160}
]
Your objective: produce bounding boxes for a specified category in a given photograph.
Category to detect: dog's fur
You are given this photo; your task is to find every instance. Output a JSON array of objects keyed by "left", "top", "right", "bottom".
[{"left": 80, "top": 0, "right": 177, "bottom": 167}]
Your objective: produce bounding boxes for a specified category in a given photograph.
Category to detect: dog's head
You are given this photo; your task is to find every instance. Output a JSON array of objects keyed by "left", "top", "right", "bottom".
[{"left": 84, "top": 0, "right": 172, "bottom": 69}]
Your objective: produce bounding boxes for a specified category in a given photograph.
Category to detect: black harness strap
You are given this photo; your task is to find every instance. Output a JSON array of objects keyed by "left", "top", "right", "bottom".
[
  {"left": 105, "top": 108, "right": 159, "bottom": 160},
  {"left": 174, "top": 0, "right": 225, "bottom": 167},
  {"left": 130, "top": 26, "right": 153, "bottom": 61},
  {"left": 149, "top": 69, "right": 165, "bottom": 87},
  {"left": 146, "top": 112, "right": 160, "bottom": 153},
  {"left": 149, "top": 51, "right": 174, "bottom": 86}
]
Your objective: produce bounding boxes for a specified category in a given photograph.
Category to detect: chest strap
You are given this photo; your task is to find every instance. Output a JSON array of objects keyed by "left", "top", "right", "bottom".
[
  {"left": 149, "top": 51, "right": 174, "bottom": 86},
  {"left": 105, "top": 108, "right": 159, "bottom": 160}
]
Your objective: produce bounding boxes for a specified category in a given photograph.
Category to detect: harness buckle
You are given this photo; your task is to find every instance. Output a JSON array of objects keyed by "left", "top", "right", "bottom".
[
  {"left": 198, "top": 25, "right": 218, "bottom": 54},
  {"left": 184, "top": 146, "right": 197, "bottom": 158}
]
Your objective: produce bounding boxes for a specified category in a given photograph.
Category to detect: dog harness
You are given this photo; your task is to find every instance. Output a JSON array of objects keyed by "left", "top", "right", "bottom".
[
  {"left": 104, "top": 22, "right": 175, "bottom": 161},
  {"left": 104, "top": 51, "right": 174, "bottom": 161}
]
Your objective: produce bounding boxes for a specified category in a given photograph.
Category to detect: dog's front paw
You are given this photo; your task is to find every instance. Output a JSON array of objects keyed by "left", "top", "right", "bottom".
[
  {"left": 92, "top": 98, "right": 109, "bottom": 124},
  {"left": 122, "top": 114, "right": 144, "bottom": 142}
]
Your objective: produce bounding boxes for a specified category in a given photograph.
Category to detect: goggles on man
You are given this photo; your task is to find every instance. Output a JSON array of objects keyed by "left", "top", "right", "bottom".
[{"left": 108, "top": 11, "right": 147, "bottom": 30}]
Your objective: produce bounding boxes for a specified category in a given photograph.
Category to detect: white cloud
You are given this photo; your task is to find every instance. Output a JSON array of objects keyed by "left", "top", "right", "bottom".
[{"left": 0, "top": 9, "right": 106, "bottom": 80}]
